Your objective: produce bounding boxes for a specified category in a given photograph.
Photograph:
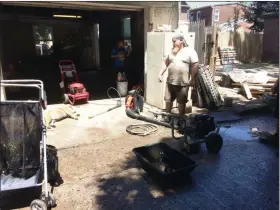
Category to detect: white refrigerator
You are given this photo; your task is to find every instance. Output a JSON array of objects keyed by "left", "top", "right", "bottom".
[{"left": 144, "top": 32, "right": 195, "bottom": 110}]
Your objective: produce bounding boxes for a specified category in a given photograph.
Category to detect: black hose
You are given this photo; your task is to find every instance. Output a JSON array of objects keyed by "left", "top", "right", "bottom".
[{"left": 125, "top": 108, "right": 171, "bottom": 128}]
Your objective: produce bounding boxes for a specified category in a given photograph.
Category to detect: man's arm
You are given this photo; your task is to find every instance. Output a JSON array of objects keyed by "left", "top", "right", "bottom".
[
  {"left": 189, "top": 49, "right": 199, "bottom": 85},
  {"left": 126, "top": 46, "right": 132, "bottom": 57},
  {"left": 159, "top": 55, "right": 170, "bottom": 76},
  {"left": 190, "top": 62, "right": 198, "bottom": 82}
]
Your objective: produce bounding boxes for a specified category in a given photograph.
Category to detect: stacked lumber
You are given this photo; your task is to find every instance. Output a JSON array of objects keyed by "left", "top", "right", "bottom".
[
  {"left": 231, "top": 77, "right": 278, "bottom": 99},
  {"left": 219, "top": 48, "right": 240, "bottom": 65}
]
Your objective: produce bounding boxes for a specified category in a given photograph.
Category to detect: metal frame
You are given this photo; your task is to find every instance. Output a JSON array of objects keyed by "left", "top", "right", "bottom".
[{"left": 0, "top": 80, "right": 49, "bottom": 199}]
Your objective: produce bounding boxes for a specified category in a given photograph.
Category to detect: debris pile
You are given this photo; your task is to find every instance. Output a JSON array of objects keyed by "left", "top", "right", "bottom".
[{"left": 218, "top": 69, "right": 277, "bottom": 100}]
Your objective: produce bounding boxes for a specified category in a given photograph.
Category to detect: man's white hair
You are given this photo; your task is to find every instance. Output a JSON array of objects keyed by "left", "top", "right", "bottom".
[{"left": 172, "top": 34, "right": 188, "bottom": 47}]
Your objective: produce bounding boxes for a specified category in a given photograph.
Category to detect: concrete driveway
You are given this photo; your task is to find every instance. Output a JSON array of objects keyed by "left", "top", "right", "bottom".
[{"left": 4, "top": 99, "right": 279, "bottom": 210}]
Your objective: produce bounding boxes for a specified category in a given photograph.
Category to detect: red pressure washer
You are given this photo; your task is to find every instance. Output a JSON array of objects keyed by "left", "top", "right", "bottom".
[{"left": 58, "top": 60, "right": 89, "bottom": 105}]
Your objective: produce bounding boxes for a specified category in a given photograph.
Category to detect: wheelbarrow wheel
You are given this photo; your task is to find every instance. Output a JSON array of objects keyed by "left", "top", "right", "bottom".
[
  {"left": 30, "top": 199, "right": 47, "bottom": 210},
  {"left": 205, "top": 133, "right": 223, "bottom": 154},
  {"left": 63, "top": 94, "right": 69, "bottom": 104}
]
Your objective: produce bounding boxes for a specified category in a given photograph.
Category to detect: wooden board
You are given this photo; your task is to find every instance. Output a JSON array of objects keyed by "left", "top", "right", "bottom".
[
  {"left": 232, "top": 83, "right": 274, "bottom": 88},
  {"left": 241, "top": 83, "right": 253, "bottom": 100}
]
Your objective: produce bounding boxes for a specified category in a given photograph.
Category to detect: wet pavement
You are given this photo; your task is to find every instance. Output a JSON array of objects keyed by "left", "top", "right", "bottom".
[{"left": 90, "top": 113, "right": 279, "bottom": 210}]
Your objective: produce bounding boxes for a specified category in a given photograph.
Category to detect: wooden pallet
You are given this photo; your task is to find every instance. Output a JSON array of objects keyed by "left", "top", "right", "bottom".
[
  {"left": 219, "top": 48, "right": 240, "bottom": 65},
  {"left": 232, "top": 77, "right": 277, "bottom": 98}
]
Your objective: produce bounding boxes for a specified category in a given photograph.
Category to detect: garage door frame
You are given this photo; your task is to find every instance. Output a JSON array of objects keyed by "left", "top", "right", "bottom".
[{"left": 1, "top": 1, "right": 145, "bottom": 11}]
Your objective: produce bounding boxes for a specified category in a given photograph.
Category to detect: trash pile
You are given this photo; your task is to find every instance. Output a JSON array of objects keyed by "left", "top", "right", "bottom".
[{"left": 219, "top": 69, "right": 278, "bottom": 99}]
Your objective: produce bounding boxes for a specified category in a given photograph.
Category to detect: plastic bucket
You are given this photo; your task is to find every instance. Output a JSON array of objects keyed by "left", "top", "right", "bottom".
[{"left": 116, "top": 81, "right": 128, "bottom": 97}]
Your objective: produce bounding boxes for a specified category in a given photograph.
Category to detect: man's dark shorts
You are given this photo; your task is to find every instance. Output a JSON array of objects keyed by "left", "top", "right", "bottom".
[
  {"left": 274, "top": 92, "right": 279, "bottom": 119},
  {"left": 164, "top": 83, "right": 189, "bottom": 104},
  {"left": 114, "top": 66, "right": 125, "bottom": 73}
]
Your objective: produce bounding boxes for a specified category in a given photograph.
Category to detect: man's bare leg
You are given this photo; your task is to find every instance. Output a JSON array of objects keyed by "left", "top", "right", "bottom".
[
  {"left": 163, "top": 102, "right": 173, "bottom": 122},
  {"left": 165, "top": 102, "right": 173, "bottom": 113},
  {"left": 178, "top": 103, "right": 186, "bottom": 116}
]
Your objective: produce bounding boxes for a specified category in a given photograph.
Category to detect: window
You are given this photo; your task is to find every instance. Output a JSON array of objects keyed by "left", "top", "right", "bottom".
[
  {"left": 189, "top": 12, "right": 194, "bottom": 21},
  {"left": 214, "top": 9, "right": 220, "bottom": 22},
  {"left": 122, "top": 17, "right": 132, "bottom": 51},
  {"left": 196, "top": 11, "right": 201, "bottom": 21},
  {"left": 33, "top": 25, "right": 54, "bottom": 56}
]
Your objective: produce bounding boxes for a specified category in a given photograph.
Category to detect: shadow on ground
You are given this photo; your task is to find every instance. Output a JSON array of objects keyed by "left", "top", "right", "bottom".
[{"left": 93, "top": 132, "right": 279, "bottom": 210}]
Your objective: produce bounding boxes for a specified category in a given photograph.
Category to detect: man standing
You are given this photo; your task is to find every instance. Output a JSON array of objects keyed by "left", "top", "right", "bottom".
[{"left": 158, "top": 34, "right": 199, "bottom": 116}]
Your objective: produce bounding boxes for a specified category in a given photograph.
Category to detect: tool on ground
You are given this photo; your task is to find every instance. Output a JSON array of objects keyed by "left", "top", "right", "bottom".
[
  {"left": 88, "top": 87, "right": 122, "bottom": 119},
  {"left": 125, "top": 87, "right": 159, "bottom": 136},
  {"left": 59, "top": 60, "right": 89, "bottom": 105},
  {"left": 125, "top": 85, "right": 223, "bottom": 154}
]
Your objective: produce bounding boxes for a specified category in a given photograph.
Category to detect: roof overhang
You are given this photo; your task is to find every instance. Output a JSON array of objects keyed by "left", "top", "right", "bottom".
[{"left": 1, "top": 1, "right": 145, "bottom": 11}]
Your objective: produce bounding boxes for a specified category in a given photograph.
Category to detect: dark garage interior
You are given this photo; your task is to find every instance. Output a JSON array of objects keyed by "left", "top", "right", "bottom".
[{"left": 0, "top": 4, "right": 145, "bottom": 103}]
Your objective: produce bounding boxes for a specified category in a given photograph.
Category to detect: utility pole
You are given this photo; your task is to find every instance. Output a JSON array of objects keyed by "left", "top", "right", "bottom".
[{"left": 209, "top": 24, "right": 217, "bottom": 76}]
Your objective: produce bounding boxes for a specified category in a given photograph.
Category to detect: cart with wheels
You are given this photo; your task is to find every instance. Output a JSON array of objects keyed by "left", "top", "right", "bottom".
[
  {"left": 152, "top": 112, "right": 223, "bottom": 154},
  {"left": 0, "top": 80, "right": 56, "bottom": 210}
]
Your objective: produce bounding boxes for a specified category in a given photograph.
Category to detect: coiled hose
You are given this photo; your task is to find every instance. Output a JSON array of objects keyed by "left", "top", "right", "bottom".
[{"left": 126, "top": 123, "right": 158, "bottom": 136}]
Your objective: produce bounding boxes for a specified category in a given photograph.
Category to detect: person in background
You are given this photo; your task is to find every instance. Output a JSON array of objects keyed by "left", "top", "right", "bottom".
[
  {"left": 111, "top": 38, "right": 131, "bottom": 78},
  {"left": 158, "top": 34, "right": 199, "bottom": 118}
]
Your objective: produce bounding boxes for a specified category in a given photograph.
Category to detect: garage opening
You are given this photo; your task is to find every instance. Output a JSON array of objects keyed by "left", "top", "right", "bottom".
[{"left": 0, "top": 4, "right": 144, "bottom": 104}]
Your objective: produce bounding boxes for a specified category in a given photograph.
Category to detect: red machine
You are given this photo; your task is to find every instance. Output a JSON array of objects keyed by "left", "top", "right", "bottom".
[{"left": 59, "top": 60, "right": 89, "bottom": 105}]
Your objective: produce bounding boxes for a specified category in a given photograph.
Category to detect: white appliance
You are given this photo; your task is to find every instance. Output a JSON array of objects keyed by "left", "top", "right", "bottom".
[{"left": 145, "top": 32, "right": 195, "bottom": 110}]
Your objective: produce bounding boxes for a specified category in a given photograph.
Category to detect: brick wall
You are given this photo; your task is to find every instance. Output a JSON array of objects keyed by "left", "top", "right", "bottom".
[
  {"left": 262, "top": 17, "right": 279, "bottom": 62},
  {"left": 190, "top": 4, "right": 246, "bottom": 27},
  {"left": 213, "top": 4, "right": 245, "bottom": 25}
]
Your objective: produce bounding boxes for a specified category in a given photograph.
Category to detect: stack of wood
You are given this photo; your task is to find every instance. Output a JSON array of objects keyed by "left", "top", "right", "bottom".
[
  {"left": 231, "top": 77, "right": 278, "bottom": 99},
  {"left": 219, "top": 48, "right": 240, "bottom": 65}
]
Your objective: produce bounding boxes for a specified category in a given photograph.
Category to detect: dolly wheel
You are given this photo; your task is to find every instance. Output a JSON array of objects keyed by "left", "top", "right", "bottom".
[
  {"left": 63, "top": 94, "right": 69, "bottom": 104},
  {"left": 30, "top": 199, "right": 47, "bottom": 210},
  {"left": 205, "top": 133, "right": 223, "bottom": 154}
]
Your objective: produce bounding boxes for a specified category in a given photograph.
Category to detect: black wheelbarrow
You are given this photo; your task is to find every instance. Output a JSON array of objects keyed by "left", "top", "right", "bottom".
[{"left": 133, "top": 143, "right": 198, "bottom": 183}]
